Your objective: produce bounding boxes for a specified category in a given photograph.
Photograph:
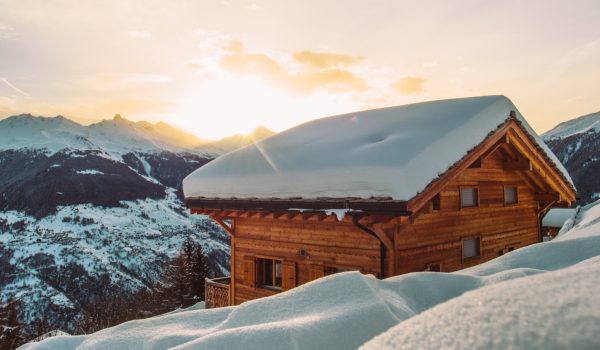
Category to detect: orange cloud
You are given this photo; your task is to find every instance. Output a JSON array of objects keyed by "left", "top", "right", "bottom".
[
  {"left": 218, "top": 45, "right": 367, "bottom": 95},
  {"left": 292, "top": 69, "right": 367, "bottom": 94},
  {"left": 293, "top": 51, "right": 365, "bottom": 69},
  {"left": 393, "top": 76, "right": 426, "bottom": 95},
  {"left": 220, "top": 52, "right": 281, "bottom": 78}
]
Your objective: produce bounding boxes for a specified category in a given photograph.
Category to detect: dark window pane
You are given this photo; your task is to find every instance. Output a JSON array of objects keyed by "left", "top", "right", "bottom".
[
  {"left": 463, "top": 237, "right": 480, "bottom": 259},
  {"left": 504, "top": 187, "right": 517, "bottom": 204},
  {"left": 461, "top": 188, "right": 478, "bottom": 207}
]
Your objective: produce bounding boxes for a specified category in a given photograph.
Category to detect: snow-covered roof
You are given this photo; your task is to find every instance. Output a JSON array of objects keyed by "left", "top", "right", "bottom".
[
  {"left": 183, "top": 95, "right": 573, "bottom": 201},
  {"left": 542, "top": 208, "right": 576, "bottom": 227}
]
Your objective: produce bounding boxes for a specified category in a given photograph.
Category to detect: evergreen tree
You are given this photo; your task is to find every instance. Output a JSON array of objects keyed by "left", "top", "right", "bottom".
[
  {"left": 0, "top": 299, "right": 24, "bottom": 350},
  {"left": 153, "top": 237, "right": 213, "bottom": 311},
  {"left": 189, "top": 243, "right": 210, "bottom": 301}
]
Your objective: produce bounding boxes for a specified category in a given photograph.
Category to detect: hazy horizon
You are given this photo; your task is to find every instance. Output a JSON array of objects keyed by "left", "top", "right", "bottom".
[{"left": 1, "top": 0, "right": 599, "bottom": 139}]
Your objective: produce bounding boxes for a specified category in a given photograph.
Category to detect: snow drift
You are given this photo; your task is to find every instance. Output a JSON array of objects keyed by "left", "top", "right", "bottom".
[{"left": 21, "top": 200, "right": 600, "bottom": 350}]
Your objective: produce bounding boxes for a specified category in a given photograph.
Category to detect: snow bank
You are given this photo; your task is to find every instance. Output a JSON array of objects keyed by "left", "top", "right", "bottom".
[
  {"left": 183, "top": 95, "right": 572, "bottom": 201},
  {"left": 361, "top": 200, "right": 600, "bottom": 350},
  {"left": 21, "top": 200, "right": 600, "bottom": 350},
  {"left": 542, "top": 207, "right": 576, "bottom": 227}
]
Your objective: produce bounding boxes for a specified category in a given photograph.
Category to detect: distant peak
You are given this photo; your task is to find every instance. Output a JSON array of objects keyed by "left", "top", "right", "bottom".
[{"left": 113, "top": 114, "right": 124, "bottom": 121}]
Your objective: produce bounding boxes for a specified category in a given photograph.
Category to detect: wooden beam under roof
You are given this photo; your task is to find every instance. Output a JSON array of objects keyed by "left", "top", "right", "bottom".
[{"left": 185, "top": 197, "right": 410, "bottom": 215}]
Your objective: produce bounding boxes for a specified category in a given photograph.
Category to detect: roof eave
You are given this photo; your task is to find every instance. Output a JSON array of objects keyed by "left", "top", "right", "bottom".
[{"left": 185, "top": 197, "right": 411, "bottom": 216}]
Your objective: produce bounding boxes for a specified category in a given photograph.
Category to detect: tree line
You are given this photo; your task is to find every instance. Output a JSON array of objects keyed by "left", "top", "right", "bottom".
[{"left": 0, "top": 236, "right": 213, "bottom": 349}]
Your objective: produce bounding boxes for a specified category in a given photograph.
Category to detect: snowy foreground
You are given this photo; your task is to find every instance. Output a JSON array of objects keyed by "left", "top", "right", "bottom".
[{"left": 21, "top": 201, "right": 600, "bottom": 350}]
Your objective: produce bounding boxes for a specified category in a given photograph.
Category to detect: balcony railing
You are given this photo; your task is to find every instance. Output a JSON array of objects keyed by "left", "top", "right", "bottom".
[{"left": 205, "top": 276, "right": 231, "bottom": 309}]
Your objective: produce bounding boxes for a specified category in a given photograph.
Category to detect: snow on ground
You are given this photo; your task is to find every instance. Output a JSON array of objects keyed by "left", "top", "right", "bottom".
[
  {"left": 184, "top": 95, "right": 572, "bottom": 201},
  {"left": 21, "top": 200, "right": 600, "bottom": 350},
  {"left": 1, "top": 190, "right": 229, "bottom": 324},
  {"left": 542, "top": 207, "right": 576, "bottom": 227}
]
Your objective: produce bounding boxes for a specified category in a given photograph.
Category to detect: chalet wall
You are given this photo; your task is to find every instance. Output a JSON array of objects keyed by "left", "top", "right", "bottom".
[
  {"left": 396, "top": 152, "right": 540, "bottom": 273},
  {"left": 226, "top": 152, "right": 545, "bottom": 305},
  {"left": 232, "top": 218, "right": 381, "bottom": 305}
]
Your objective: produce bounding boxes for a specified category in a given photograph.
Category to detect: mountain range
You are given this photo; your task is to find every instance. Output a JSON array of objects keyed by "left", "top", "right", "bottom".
[
  {"left": 542, "top": 111, "right": 600, "bottom": 205},
  {"left": 0, "top": 113, "right": 274, "bottom": 339}
]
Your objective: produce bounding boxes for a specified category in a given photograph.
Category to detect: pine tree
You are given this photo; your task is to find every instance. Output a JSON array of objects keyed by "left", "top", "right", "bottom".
[
  {"left": 0, "top": 299, "right": 24, "bottom": 350},
  {"left": 189, "top": 243, "right": 211, "bottom": 301}
]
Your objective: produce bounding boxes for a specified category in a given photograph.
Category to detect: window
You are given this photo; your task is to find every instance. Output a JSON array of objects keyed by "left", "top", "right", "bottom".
[
  {"left": 425, "top": 263, "right": 441, "bottom": 272},
  {"left": 463, "top": 237, "right": 481, "bottom": 260},
  {"left": 256, "top": 258, "right": 282, "bottom": 289},
  {"left": 432, "top": 193, "right": 441, "bottom": 211},
  {"left": 461, "top": 187, "right": 479, "bottom": 208},
  {"left": 504, "top": 186, "right": 518, "bottom": 205}
]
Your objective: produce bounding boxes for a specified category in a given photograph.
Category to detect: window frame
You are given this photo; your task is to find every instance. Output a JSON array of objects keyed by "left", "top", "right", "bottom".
[
  {"left": 462, "top": 236, "right": 482, "bottom": 261},
  {"left": 503, "top": 185, "right": 518, "bottom": 206},
  {"left": 459, "top": 186, "right": 480, "bottom": 209},
  {"left": 255, "top": 256, "right": 283, "bottom": 291}
]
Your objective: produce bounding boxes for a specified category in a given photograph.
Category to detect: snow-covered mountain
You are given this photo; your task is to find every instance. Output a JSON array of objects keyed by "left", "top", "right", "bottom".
[
  {"left": 0, "top": 114, "right": 208, "bottom": 156},
  {"left": 193, "top": 126, "right": 276, "bottom": 155},
  {"left": 543, "top": 111, "right": 600, "bottom": 204},
  {"left": 0, "top": 113, "right": 266, "bottom": 340}
]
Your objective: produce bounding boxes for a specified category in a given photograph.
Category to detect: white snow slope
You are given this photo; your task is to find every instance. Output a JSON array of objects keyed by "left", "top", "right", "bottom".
[
  {"left": 1, "top": 190, "right": 229, "bottom": 325},
  {"left": 22, "top": 200, "right": 600, "bottom": 350},
  {"left": 543, "top": 110, "right": 600, "bottom": 140},
  {"left": 183, "top": 95, "right": 572, "bottom": 201},
  {"left": 0, "top": 114, "right": 203, "bottom": 157}
]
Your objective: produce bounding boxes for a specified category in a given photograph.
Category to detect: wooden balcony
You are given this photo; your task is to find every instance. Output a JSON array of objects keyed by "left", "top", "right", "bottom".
[{"left": 205, "top": 276, "right": 231, "bottom": 309}]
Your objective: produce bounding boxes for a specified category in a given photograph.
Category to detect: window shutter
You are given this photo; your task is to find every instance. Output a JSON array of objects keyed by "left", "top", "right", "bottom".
[
  {"left": 309, "top": 265, "right": 324, "bottom": 281},
  {"left": 463, "top": 237, "right": 481, "bottom": 259},
  {"left": 243, "top": 256, "right": 256, "bottom": 288},
  {"left": 461, "top": 188, "right": 478, "bottom": 207},
  {"left": 282, "top": 261, "right": 296, "bottom": 291}
]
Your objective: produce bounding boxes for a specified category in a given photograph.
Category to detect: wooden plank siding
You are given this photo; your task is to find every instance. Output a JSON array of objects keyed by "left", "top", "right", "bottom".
[
  {"left": 232, "top": 219, "right": 381, "bottom": 304},
  {"left": 396, "top": 151, "right": 539, "bottom": 273}
]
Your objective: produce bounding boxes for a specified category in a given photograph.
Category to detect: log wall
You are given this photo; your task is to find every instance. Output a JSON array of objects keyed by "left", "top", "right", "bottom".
[
  {"left": 228, "top": 151, "right": 544, "bottom": 304},
  {"left": 232, "top": 218, "right": 381, "bottom": 305},
  {"left": 396, "top": 152, "right": 540, "bottom": 273}
]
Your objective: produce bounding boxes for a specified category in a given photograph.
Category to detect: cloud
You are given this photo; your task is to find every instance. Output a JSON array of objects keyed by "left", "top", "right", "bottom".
[
  {"left": 292, "top": 69, "right": 366, "bottom": 94},
  {"left": 221, "top": 52, "right": 281, "bottom": 77},
  {"left": 293, "top": 51, "right": 365, "bottom": 69},
  {"left": 219, "top": 41, "right": 367, "bottom": 95},
  {"left": 246, "top": 3, "right": 261, "bottom": 11},
  {"left": 393, "top": 76, "right": 427, "bottom": 95},
  {"left": 0, "top": 77, "right": 29, "bottom": 97},
  {"left": 127, "top": 30, "right": 153, "bottom": 39},
  {"left": 0, "top": 22, "right": 16, "bottom": 40}
]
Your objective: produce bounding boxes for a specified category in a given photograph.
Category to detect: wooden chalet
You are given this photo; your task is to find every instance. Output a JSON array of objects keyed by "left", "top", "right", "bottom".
[{"left": 182, "top": 96, "right": 576, "bottom": 308}]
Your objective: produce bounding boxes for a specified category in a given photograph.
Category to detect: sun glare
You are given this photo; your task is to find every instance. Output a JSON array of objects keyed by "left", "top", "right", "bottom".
[{"left": 173, "top": 74, "right": 361, "bottom": 140}]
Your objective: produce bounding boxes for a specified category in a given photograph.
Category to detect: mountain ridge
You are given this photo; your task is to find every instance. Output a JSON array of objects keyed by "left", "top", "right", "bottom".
[
  {"left": 0, "top": 113, "right": 276, "bottom": 156},
  {"left": 543, "top": 110, "right": 600, "bottom": 204}
]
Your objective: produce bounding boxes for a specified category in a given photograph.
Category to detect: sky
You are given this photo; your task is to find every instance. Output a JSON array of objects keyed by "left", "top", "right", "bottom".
[{"left": 0, "top": 0, "right": 599, "bottom": 140}]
